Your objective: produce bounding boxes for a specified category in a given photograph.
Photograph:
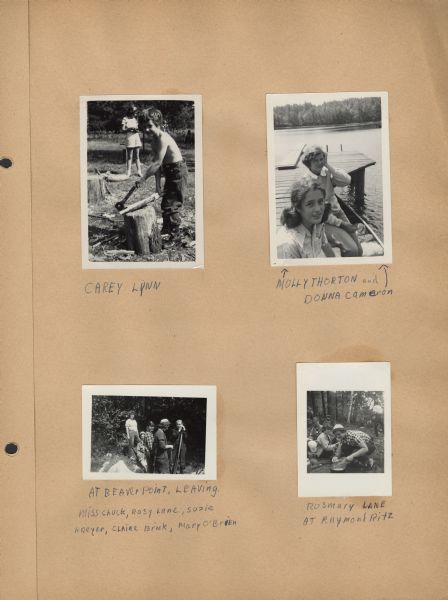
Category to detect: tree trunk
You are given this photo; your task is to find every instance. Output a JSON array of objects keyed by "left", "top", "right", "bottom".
[
  {"left": 347, "top": 391, "right": 354, "bottom": 424},
  {"left": 124, "top": 204, "right": 161, "bottom": 255},
  {"left": 336, "top": 392, "right": 342, "bottom": 422},
  {"left": 328, "top": 391, "right": 336, "bottom": 421},
  {"left": 87, "top": 174, "right": 106, "bottom": 206},
  {"left": 315, "top": 392, "right": 324, "bottom": 418},
  {"left": 323, "top": 391, "right": 328, "bottom": 417}
]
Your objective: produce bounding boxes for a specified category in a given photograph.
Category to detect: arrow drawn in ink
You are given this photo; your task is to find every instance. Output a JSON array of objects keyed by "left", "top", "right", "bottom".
[
  {"left": 378, "top": 264, "right": 390, "bottom": 288},
  {"left": 281, "top": 268, "right": 289, "bottom": 279}
]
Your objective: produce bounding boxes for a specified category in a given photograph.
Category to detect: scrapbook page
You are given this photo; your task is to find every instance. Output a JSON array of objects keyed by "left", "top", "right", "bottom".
[{"left": 1, "top": 1, "right": 447, "bottom": 599}]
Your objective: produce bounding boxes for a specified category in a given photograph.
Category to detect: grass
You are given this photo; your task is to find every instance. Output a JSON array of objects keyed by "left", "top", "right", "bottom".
[{"left": 87, "top": 138, "right": 196, "bottom": 263}]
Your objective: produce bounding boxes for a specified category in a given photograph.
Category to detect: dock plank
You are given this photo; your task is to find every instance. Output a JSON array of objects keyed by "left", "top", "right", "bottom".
[
  {"left": 277, "top": 149, "right": 375, "bottom": 174},
  {"left": 274, "top": 149, "right": 376, "bottom": 225}
]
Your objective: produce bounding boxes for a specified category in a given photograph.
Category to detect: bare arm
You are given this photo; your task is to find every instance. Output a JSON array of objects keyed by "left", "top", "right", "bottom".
[
  {"left": 326, "top": 162, "right": 351, "bottom": 186},
  {"left": 334, "top": 442, "right": 342, "bottom": 459},
  {"left": 346, "top": 441, "right": 369, "bottom": 461},
  {"left": 142, "top": 135, "right": 168, "bottom": 180},
  {"left": 322, "top": 227, "right": 336, "bottom": 257}
]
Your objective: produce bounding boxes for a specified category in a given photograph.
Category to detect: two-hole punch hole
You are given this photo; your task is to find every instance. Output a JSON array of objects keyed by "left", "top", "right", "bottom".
[
  {"left": 5, "top": 442, "right": 19, "bottom": 456},
  {"left": 0, "top": 158, "right": 13, "bottom": 169}
]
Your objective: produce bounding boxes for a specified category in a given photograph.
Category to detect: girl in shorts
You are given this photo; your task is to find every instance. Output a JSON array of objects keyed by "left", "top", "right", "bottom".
[{"left": 121, "top": 104, "right": 142, "bottom": 177}]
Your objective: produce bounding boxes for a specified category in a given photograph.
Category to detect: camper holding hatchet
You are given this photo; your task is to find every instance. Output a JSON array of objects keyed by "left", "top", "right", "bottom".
[{"left": 137, "top": 107, "right": 188, "bottom": 240}]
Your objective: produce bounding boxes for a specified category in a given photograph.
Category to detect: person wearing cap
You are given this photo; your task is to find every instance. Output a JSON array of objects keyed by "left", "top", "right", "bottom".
[
  {"left": 332, "top": 424, "right": 376, "bottom": 469},
  {"left": 154, "top": 419, "right": 173, "bottom": 474},
  {"left": 125, "top": 411, "right": 140, "bottom": 459},
  {"left": 295, "top": 144, "right": 362, "bottom": 257}
]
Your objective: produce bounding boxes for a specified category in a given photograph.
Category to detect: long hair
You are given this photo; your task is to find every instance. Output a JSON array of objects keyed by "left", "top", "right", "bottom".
[{"left": 280, "top": 178, "right": 325, "bottom": 229}]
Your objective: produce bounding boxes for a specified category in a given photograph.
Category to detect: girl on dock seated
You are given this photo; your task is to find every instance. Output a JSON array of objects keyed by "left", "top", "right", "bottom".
[
  {"left": 277, "top": 178, "right": 336, "bottom": 259},
  {"left": 296, "top": 145, "right": 362, "bottom": 257}
]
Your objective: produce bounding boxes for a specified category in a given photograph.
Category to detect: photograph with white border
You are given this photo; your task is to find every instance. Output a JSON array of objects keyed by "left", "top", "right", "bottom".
[
  {"left": 267, "top": 92, "right": 392, "bottom": 266},
  {"left": 297, "top": 363, "right": 391, "bottom": 497},
  {"left": 82, "top": 385, "right": 216, "bottom": 480},
  {"left": 81, "top": 95, "right": 203, "bottom": 269}
]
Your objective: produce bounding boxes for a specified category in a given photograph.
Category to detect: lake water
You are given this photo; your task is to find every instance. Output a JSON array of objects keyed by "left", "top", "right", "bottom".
[{"left": 275, "top": 125, "right": 384, "bottom": 238}]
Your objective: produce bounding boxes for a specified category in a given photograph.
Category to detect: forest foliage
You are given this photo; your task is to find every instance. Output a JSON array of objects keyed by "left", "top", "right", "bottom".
[
  {"left": 307, "top": 390, "right": 383, "bottom": 426},
  {"left": 91, "top": 395, "right": 207, "bottom": 453},
  {"left": 274, "top": 97, "right": 381, "bottom": 129},
  {"left": 87, "top": 100, "right": 195, "bottom": 133}
]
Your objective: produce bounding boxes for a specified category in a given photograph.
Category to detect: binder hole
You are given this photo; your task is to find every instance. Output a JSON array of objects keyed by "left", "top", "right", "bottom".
[
  {"left": 0, "top": 158, "right": 13, "bottom": 169},
  {"left": 5, "top": 442, "right": 18, "bottom": 455}
]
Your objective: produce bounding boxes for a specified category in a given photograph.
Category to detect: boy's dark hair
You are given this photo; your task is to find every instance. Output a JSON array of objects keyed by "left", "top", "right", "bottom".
[{"left": 145, "top": 107, "right": 163, "bottom": 127}]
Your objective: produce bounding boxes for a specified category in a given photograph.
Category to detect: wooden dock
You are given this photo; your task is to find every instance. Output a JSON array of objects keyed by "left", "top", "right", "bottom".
[{"left": 275, "top": 149, "right": 376, "bottom": 225}]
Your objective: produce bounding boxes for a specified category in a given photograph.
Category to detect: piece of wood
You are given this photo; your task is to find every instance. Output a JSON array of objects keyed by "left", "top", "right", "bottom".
[
  {"left": 277, "top": 149, "right": 375, "bottom": 172},
  {"left": 104, "top": 250, "right": 135, "bottom": 256},
  {"left": 351, "top": 169, "right": 365, "bottom": 201},
  {"left": 119, "top": 193, "right": 159, "bottom": 215},
  {"left": 87, "top": 174, "right": 106, "bottom": 205},
  {"left": 124, "top": 204, "right": 161, "bottom": 255}
]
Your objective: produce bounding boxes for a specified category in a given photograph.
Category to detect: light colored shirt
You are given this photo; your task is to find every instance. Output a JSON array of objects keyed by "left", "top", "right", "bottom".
[
  {"left": 277, "top": 223, "right": 329, "bottom": 259},
  {"left": 317, "top": 432, "right": 334, "bottom": 450},
  {"left": 125, "top": 418, "right": 138, "bottom": 436},
  {"left": 122, "top": 116, "right": 139, "bottom": 131}
]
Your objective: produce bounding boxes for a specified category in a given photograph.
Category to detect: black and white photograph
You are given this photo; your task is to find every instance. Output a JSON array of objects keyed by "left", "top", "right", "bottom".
[
  {"left": 297, "top": 363, "right": 391, "bottom": 497},
  {"left": 82, "top": 385, "right": 216, "bottom": 480},
  {"left": 267, "top": 92, "right": 392, "bottom": 266},
  {"left": 81, "top": 95, "right": 203, "bottom": 269},
  {"left": 306, "top": 391, "right": 385, "bottom": 473}
]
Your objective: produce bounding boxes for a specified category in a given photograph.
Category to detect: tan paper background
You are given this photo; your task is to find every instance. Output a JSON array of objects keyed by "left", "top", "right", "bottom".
[{"left": 1, "top": 1, "right": 448, "bottom": 598}]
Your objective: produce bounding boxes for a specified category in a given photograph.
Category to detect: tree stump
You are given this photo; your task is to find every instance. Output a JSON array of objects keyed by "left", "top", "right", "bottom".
[
  {"left": 87, "top": 174, "right": 107, "bottom": 206},
  {"left": 124, "top": 204, "right": 161, "bottom": 255}
]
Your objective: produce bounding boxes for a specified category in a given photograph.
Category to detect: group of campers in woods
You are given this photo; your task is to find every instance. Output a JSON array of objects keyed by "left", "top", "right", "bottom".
[
  {"left": 125, "top": 412, "right": 188, "bottom": 474},
  {"left": 277, "top": 144, "right": 365, "bottom": 259},
  {"left": 98, "top": 103, "right": 189, "bottom": 240},
  {"left": 307, "top": 400, "right": 384, "bottom": 472}
]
